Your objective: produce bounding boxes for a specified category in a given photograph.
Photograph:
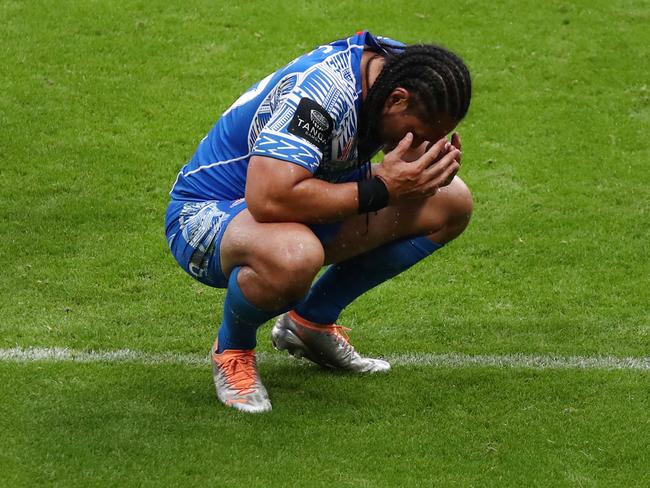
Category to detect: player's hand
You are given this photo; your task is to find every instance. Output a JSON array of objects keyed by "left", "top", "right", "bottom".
[
  {"left": 440, "top": 132, "right": 462, "bottom": 187},
  {"left": 375, "top": 132, "right": 461, "bottom": 202},
  {"left": 450, "top": 132, "right": 462, "bottom": 159}
]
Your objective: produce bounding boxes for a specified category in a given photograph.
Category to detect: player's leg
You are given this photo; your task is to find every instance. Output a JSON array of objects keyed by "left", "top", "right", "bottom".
[
  {"left": 167, "top": 199, "right": 325, "bottom": 412},
  {"left": 211, "top": 208, "right": 324, "bottom": 412},
  {"left": 324, "top": 176, "right": 473, "bottom": 265},
  {"left": 300, "top": 176, "right": 472, "bottom": 321},
  {"left": 272, "top": 177, "right": 472, "bottom": 370},
  {"left": 214, "top": 208, "right": 324, "bottom": 354},
  {"left": 218, "top": 209, "right": 325, "bottom": 312}
]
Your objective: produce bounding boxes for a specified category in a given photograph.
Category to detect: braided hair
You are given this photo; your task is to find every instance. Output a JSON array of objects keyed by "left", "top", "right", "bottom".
[{"left": 359, "top": 43, "right": 472, "bottom": 144}]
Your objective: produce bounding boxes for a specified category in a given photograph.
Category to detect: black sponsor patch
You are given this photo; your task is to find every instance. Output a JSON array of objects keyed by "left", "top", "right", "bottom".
[{"left": 288, "top": 98, "right": 333, "bottom": 151}]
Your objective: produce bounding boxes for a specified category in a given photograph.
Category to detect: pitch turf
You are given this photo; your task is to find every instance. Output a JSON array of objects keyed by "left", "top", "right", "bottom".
[{"left": 1, "top": 0, "right": 649, "bottom": 486}]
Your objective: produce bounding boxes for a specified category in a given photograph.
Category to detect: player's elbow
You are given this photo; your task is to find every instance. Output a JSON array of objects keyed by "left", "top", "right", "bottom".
[
  {"left": 246, "top": 190, "right": 291, "bottom": 223},
  {"left": 247, "top": 197, "right": 281, "bottom": 223}
]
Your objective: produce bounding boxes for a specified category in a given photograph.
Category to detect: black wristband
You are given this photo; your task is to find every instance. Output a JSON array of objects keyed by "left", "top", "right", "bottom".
[{"left": 357, "top": 176, "right": 390, "bottom": 213}]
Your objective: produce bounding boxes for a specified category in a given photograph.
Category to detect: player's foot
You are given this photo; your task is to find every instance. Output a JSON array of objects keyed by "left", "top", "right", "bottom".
[
  {"left": 211, "top": 340, "right": 272, "bottom": 413},
  {"left": 271, "top": 311, "right": 391, "bottom": 373}
]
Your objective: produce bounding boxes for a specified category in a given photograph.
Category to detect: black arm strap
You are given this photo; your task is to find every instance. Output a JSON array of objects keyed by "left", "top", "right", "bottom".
[{"left": 357, "top": 176, "right": 390, "bottom": 213}]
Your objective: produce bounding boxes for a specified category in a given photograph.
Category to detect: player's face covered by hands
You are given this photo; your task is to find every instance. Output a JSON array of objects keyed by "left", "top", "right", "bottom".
[{"left": 377, "top": 88, "right": 457, "bottom": 152}]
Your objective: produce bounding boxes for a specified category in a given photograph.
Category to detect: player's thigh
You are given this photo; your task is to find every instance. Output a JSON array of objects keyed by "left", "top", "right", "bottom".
[
  {"left": 219, "top": 209, "right": 325, "bottom": 280},
  {"left": 323, "top": 176, "right": 472, "bottom": 264}
]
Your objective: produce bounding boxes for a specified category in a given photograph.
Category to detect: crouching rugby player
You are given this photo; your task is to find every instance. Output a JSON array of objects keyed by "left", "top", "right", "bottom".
[{"left": 165, "top": 31, "right": 472, "bottom": 412}]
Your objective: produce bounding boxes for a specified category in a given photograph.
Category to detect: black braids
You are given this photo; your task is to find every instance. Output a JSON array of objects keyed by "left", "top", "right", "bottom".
[
  {"left": 401, "top": 75, "right": 444, "bottom": 122},
  {"left": 438, "top": 48, "right": 472, "bottom": 116},
  {"left": 359, "top": 59, "right": 400, "bottom": 140},
  {"left": 401, "top": 62, "right": 452, "bottom": 117},
  {"left": 359, "top": 43, "right": 472, "bottom": 142},
  {"left": 432, "top": 51, "right": 470, "bottom": 118},
  {"left": 411, "top": 44, "right": 471, "bottom": 93},
  {"left": 399, "top": 51, "right": 465, "bottom": 120}
]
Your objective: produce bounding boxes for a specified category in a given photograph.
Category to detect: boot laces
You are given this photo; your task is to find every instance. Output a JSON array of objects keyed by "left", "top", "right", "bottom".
[
  {"left": 330, "top": 324, "right": 352, "bottom": 344},
  {"left": 220, "top": 352, "right": 258, "bottom": 395}
]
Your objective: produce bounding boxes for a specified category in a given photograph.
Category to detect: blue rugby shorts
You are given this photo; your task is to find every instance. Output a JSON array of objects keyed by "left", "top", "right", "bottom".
[{"left": 165, "top": 199, "right": 341, "bottom": 289}]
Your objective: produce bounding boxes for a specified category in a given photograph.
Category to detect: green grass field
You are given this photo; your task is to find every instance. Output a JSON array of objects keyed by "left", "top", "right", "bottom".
[{"left": 2, "top": 0, "right": 649, "bottom": 486}]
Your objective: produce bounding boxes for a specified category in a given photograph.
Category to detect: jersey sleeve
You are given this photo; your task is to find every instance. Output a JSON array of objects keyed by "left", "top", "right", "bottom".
[{"left": 251, "top": 66, "right": 352, "bottom": 173}]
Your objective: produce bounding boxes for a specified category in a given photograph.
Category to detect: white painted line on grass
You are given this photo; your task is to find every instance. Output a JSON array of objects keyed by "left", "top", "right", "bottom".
[
  {"left": 391, "top": 352, "right": 650, "bottom": 371},
  {"left": 2, "top": 347, "right": 650, "bottom": 371},
  {"left": 0, "top": 347, "right": 208, "bottom": 367}
]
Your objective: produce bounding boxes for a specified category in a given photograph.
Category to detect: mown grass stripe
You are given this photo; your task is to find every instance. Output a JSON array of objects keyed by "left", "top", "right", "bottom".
[{"left": 2, "top": 347, "right": 650, "bottom": 371}]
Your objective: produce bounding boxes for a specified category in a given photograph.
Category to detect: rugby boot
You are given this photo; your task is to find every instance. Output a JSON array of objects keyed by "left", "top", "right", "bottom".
[
  {"left": 211, "top": 340, "right": 272, "bottom": 413},
  {"left": 271, "top": 311, "right": 391, "bottom": 373}
]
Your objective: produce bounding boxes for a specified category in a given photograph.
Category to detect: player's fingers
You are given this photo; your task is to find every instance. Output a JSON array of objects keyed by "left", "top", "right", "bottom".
[
  {"left": 416, "top": 138, "right": 447, "bottom": 169},
  {"left": 422, "top": 148, "right": 460, "bottom": 178},
  {"left": 451, "top": 132, "right": 462, "bottom": 163},
  {"left": 390, "top": 132, "right": 414, "bottom": 159},
  {"left": 451, "top": 132, "right": 462, "bottom": 151},
  {"left": 416, "top": 181, "right": 441, "bottom": 199},
  {"left": 442, "top": 166, "right": 459, "bottom": 187},
  {"left": 436, "top": 159, "right": 460, "bottom": 187}
]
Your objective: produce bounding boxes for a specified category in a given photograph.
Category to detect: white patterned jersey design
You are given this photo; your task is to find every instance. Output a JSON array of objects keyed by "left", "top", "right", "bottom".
[{"left": 169, "top": 31, "right": 403, "bottom": 203}]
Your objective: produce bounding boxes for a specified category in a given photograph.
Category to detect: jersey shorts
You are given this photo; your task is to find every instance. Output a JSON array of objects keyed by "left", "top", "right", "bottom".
[
  {"left": 165, "top": 199, "right": 247, "bottom": 288},
  {"left": 165, "top": 31, "right": 404, "bottom": 288},
  {"left": 165, "top": 198, "right": 343, "bottom": 288}
]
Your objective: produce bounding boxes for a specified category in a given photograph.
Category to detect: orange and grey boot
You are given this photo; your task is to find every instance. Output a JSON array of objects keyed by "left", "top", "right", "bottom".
[
  {"left": 271, "top": 311, "right": 390, "bottom": 373},
  {"left": 211, "top": 340, "right": 272, "bottom": 413}
]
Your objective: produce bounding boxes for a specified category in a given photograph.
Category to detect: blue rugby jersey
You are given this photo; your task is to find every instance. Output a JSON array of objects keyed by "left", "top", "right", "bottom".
[{"left": 169, "top": 31, "right": 404, "bottom": 202}]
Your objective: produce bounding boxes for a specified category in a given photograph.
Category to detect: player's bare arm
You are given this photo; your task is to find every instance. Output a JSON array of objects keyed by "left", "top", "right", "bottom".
[{"left": 246, "top": 133, "right": 460, "bottom": 223}]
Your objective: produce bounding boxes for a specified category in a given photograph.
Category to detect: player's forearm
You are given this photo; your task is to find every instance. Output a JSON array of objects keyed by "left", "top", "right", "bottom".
[{"left": 248, "top": 177, "right": 359, "bottom": 224}]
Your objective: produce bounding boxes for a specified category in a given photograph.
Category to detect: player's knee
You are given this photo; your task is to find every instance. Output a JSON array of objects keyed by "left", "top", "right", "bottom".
[
  {"left": 431, "top": 178, "right": 473, "bottom": 243},
  {"left": 267, "top": 229, "right": 324, "bottom": 299},
  {"left": 445, "top": 178, "right": 473, "bottom": 234}
]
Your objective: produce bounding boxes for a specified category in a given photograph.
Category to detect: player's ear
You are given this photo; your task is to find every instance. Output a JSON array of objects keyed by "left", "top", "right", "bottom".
[{"left": 383, "top": 88, "right": 411, "bottom": 115}]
